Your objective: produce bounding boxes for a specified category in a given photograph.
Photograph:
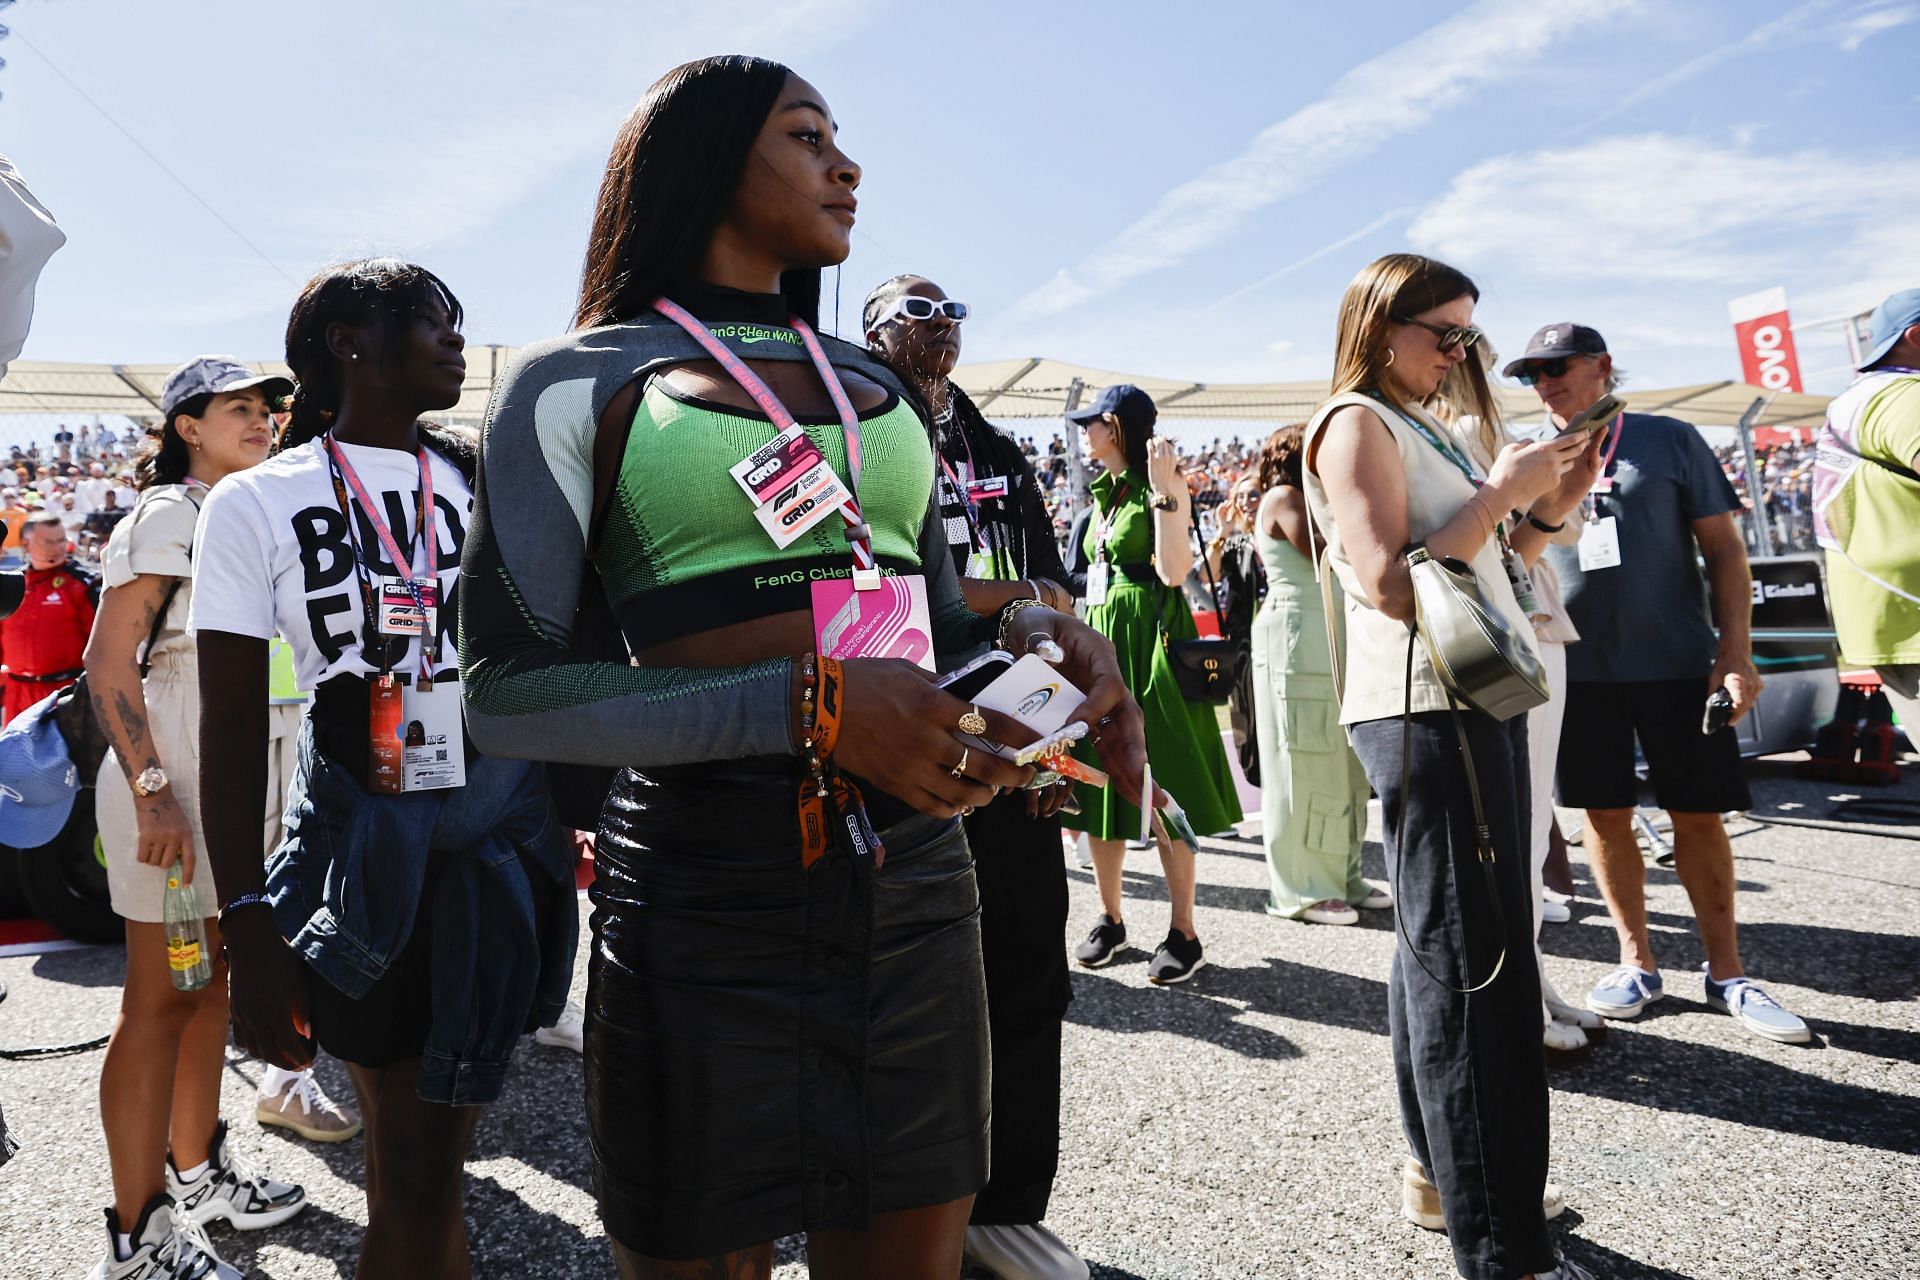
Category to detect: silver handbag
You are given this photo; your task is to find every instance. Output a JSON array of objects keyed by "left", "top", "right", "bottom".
[{"left": 1406, "top": 545, "right": 1548, "bottom": 722}]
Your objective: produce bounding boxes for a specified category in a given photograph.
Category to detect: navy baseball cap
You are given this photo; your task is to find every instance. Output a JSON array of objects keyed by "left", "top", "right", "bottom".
[
  {"left": 1856, "top": 288, "right": 1920, "bottom": 370},
  {"left": 0, "top": 694, "right": 82, "bottom": 851},
  {"left": 1501, "top": 323, "right": 1608, "bottom": 378},
  {"left": 1066, "top": 383, "right": 1158, "bottom": 434}
]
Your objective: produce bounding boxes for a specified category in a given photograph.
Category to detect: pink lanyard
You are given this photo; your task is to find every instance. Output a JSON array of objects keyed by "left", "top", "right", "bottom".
[
  {"left": 1598, "top": 413, "right": 1626, "bottom": 475},
  {"left": 324, "top": 436, "right": 438, "bottom": 681},
  {"left": 652, "top": 298, "right": 878, "bottom": 584}
]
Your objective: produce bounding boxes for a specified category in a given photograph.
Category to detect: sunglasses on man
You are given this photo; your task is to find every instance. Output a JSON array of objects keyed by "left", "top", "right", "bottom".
[
  {"left": 882, "top": 297, "right": 970, "bottom": 324},
  {"left": 1512, "top": 356, "right": 1591, "bottom": 386},
  {"left": 1392, "top": 316, "right": 1482, "bottom": 354}
]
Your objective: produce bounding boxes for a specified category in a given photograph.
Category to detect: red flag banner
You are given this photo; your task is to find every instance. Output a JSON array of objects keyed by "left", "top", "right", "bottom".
[{"left": 1728, "top": 287, "right": 1804, "bottom": 393}]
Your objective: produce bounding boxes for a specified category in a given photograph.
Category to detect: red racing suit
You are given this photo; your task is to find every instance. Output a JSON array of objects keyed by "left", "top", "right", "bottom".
[{"left": 0, "top": 560, "right": 98, "bottom": 722}]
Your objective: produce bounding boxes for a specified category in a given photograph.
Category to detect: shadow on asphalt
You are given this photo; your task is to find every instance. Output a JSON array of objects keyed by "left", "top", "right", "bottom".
[
  {"left": 1188, "top": 957, "right": 1920, "bottom": 1156},
  {"left": 29, "top": 944, "right": 124, "bottom": 988}
]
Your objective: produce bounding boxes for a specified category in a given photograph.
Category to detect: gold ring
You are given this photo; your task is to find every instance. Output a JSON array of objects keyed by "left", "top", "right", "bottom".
[
  {"left": 957, "top": 705, "right": 989, "bottom": 736},
  {"left": 949, "top": 748, "right": 971, "bottom": 780}
]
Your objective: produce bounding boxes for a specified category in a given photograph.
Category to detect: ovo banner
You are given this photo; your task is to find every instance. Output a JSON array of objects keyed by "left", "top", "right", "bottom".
[{"left": 1728, "top": 287, "right": 1804, "bottom": 393}]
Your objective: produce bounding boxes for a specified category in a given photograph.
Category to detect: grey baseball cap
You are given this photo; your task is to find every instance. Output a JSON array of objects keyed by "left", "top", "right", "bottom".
[{"left": 159, "top": 355, "right": 294, "bottom": 417}]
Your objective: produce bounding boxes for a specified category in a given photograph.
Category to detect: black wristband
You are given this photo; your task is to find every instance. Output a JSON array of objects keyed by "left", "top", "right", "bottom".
[
  {"left": 219, "top": 892, "right": 270, "bottom": 922},
  {"left": 1527, "top": 513, "right": 1566, "bottom": 534}
]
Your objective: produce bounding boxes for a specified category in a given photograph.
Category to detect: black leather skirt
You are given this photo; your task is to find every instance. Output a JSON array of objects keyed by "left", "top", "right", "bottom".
[{"left": 584, "top": 758, "right": 989, "bottom": 1260}]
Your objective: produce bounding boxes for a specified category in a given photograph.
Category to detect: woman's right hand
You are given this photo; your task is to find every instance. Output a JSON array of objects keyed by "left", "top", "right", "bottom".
[
  {"left": 134, "top": 788, "right": 197, "bottom": 884},
  {"left": 1484, "top": 433, "right": 1589, "bottom": 512},
  {"left": 833, "top": 658, "right": 1041, "bottom": 819}
]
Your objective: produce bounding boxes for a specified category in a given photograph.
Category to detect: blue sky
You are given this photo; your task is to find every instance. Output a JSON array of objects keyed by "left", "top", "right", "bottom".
[{"left": 5, "top": 0, "right": 1917, "bottom": 399}]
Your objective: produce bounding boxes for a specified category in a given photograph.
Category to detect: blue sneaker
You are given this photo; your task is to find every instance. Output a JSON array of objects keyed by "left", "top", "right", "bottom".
[
  {"left": 1586, "top": 966, "right": 1664, "bottom": 1019},
  {"left": 1702, "top": 967, "right": 1811, "bottom": 1044}
]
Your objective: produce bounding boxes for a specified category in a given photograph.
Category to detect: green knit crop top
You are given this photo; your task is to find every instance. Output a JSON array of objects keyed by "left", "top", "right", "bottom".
[{"left": 593, "top": 378, "right": 936, "bottom": 647}]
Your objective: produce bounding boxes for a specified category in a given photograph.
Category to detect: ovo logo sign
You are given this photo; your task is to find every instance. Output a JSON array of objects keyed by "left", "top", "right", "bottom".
[{"left": 1728, "top": 287, "right": 1805, "bottom": 394}]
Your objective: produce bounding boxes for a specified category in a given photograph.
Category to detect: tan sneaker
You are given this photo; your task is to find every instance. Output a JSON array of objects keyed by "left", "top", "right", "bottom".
[
  {"left": 256, "top": 1070, "right": 361, "bottom": 1143},
  {"left": 1401, "top": 1159, "right": 1565, "bottom": 1232}
]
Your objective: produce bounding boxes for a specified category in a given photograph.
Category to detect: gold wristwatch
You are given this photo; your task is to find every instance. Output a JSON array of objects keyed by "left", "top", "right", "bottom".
[{"left": 132, "top": 767, "right": 168, "bottom": 798}]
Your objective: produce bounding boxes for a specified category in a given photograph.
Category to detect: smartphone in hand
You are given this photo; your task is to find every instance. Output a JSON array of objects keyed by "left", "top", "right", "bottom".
[{"left": 1558, "top": 393, "right": 1625, "bottom": 437}]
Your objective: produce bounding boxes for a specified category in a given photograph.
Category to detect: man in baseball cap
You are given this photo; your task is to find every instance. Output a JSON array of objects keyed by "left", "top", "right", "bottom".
[
  {"left": 1814, "top": 288, "right": 1920, "bottom": 745},
  {"left": 159, "top": 356, "right": 293, "bottom": 419},
  {"left": 1515, "top": 321, "right": 1810, "bottom": 1045},
  {"left": 1501, "top": 322, "right": 1609, "bottom": 382}
]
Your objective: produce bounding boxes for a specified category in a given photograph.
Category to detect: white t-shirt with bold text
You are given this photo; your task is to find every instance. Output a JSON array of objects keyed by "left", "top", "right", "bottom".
[{"left": 189, "top": 437, "right": 471, "bottom": 689}]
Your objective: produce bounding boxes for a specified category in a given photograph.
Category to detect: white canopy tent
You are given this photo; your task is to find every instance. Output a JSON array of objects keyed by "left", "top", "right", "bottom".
[{"left": 0, "top": 351, "right": 1834, "bottom": 429}]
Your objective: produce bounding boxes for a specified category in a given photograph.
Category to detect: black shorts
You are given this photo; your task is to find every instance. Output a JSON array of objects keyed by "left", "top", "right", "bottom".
[
  {"left": 1555, "top": 677, "right": 1751, "bottom": 813},
  {"left": 307, "top": 900, "right": 434, "bottom": 1070}
]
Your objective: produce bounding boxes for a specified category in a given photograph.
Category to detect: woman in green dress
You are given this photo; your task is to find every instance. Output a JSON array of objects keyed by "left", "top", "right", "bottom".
[
  {"left": 1064, "top": 385, "right": 1240, "bottom": 984},
  {"left": 1250, "top": 425, "right": 1391, "bottom": 925}
]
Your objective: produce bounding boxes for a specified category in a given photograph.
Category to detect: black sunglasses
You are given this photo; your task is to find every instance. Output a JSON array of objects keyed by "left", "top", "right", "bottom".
[
  {"left": 1392, "top": 315, "right": 1482, "bottom": 354},
  {"left": 1513, "top": 356, "right": 1588, "bottom": 386}
]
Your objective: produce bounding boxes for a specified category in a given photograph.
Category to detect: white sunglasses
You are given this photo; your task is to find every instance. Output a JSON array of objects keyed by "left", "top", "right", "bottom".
[{"left": 881, "top": 296, "right": 970, "bottom": 324}]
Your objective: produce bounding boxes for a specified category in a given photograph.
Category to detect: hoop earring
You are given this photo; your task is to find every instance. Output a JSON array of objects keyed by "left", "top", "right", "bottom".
[{"left": 1384, "top": 347, "right": 1396, "bottom": 369}]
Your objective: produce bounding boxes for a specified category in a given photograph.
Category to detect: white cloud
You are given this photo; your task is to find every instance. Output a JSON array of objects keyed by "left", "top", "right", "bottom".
[
  {"left": 1834, "top": 2, "right": 1920, "bottom": 49},
  {"left": 1008, "top": 0, "right": 1630, "bottom": 320},
  {"left": 1407, "top": 131, "right": 1920, "bottom": 316}
]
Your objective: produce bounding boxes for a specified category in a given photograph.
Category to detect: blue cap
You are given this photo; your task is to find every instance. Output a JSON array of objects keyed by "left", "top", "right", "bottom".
[
  {"left": 1858, "top": 288, "right": 1920, "bottom": 370},
  {"left": 1065, "top": 383, "right": 1158, "bottom": 435},
  {"left": 0, "top": 693, "right": 82, "bottom": 850}
]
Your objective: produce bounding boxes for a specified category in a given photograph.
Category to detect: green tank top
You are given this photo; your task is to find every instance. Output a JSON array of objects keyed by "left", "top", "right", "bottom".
[{"left": 594, "top": 379, "right": 934, "bottom": 647}]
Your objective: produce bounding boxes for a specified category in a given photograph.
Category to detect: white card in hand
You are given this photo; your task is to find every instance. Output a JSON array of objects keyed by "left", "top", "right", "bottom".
[{"left": 958, "top": 652, "right": 1087, "bottom": 760}]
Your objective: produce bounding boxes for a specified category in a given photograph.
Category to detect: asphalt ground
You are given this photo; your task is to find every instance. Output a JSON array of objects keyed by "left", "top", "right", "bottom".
[{"left": 2, "top": 756, "right": 1916, "bottom": 1278}]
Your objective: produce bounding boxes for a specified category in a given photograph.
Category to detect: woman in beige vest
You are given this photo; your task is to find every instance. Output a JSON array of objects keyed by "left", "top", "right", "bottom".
[{"left": 1302, "top": 254, "right": 1599, "bottom": 1280}]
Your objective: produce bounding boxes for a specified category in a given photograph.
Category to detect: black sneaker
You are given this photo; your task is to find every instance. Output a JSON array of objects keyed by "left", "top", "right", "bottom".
[
  {"left": 1073, "top": 914, "right": 1126, "bottom": 967},
  {"left": 1146, "top": 930, "right": 1205, "bottom": 984}
]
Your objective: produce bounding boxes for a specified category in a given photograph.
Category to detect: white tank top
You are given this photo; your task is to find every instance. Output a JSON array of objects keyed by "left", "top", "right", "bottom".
[{"left": 1303, "top": 393, "right": 1538, "bottom": 725}]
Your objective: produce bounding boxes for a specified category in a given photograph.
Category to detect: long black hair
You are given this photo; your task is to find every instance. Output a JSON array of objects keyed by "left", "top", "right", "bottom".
[
  {"left": 574, "top": 55, "right": 819, "bottom": 330},
  {"left": 280, "top": 258, "right": 470, "bottom": 463}
]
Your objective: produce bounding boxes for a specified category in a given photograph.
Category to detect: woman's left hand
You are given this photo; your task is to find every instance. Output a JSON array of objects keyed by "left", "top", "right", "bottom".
[
  {"left": 1146, "top": 438, "right": 1184, "bottom": 505},
  {"left": 1006, "top": 607, "right": 1160, "bottom": 810}
]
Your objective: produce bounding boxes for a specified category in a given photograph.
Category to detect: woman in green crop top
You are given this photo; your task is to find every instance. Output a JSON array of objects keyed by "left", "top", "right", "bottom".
[{"left": 459, "top": 56, "right": 1151, "bottom": 1279}]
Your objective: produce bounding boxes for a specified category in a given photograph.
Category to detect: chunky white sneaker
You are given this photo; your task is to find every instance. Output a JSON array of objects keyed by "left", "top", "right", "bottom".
[
  {"left": 534, "top": 1000, "right": 586, "bottom": 1054},
  {"left": 1540, "top": 895, "right": 1572, "bottom": 924},
  {"left": 87, "top": 1193, "right": 241, "bottom": 1280},
  {"left": 167, "top": 1120, "right": 307, "bottom": 1231},
  {"left": 1356, "top": 882, "right": 1393, "bottom": 910},
  {"left": 963, "top": 1222, "right": 1090, "bottom": 1280},
  {"left": 256, "top": 1069, "right": 361, "bottom": 1143},
  {"left": 1703, "top": 967, "right": 1811, "bottom": 1044}
]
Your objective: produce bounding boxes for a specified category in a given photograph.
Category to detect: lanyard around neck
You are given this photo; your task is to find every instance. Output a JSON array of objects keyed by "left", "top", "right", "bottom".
[
  {"left": 652, "top": 297, "right": 878, "bottom": 584},
  {"left": 324, "top": 435, "right": 437, "bottom": 680},
  {"left": 1095, "top": 478, "right": 1133, "bottom": 557},
  {"left": 1368, "top": 392, "right": 1478, "bottom": 485}
]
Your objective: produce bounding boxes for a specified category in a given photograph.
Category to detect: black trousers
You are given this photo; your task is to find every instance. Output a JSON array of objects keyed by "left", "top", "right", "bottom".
[
  {"left": 1349, "top": 711, "right": 1557, "bottom": 1280},
  {"left": 964, "top": 792, "right": 1072, "bottom": 1226}
]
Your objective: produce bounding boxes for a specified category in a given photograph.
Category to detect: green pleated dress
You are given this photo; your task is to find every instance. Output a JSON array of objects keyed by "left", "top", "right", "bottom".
[{"left": 1062, "top": 469, "right": 1241, "bottom": 842}]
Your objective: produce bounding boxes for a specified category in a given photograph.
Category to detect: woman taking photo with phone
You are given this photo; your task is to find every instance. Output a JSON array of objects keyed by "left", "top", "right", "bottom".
[
  {"left": 457, "top": 56, "right": 1147, "bottom": 1279},
  {"left": 1303, "top": 254, "right": 1599, "bottom": 1280},
  {"left": 1064, "top": 385, "right": 1240, "bottom": 985}
]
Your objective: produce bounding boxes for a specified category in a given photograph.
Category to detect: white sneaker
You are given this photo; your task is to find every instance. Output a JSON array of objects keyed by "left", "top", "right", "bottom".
[
  {"left": 88, "top": 1193, "right": 241, "bottom": 1280},
  {"left": 1356, "top": 882, "right": 1393, "bottom": 910},
  {"left": 963, "top": 1222, "right": 1090, "bottom": 1280},
  {"left": 256, "top": 1069, "right": 361, "bottom": 1143},
  {"left": 167, "top": 1120, "right": 307, "bottom": 1231},
  {"left": 1540, "top": 895, "right": 1571, "bottom": 924},
  {"left": 1298, "top": 898, "right": 1359, "bottom": 926},
  {"left": 534, "top": 1000, "right": 586, "bottom": 1053}
]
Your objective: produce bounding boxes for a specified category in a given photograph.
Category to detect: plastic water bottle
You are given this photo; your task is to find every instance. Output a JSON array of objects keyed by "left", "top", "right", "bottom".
[{"left": 163, "top": 868, "right": 212, "bottom": 992}]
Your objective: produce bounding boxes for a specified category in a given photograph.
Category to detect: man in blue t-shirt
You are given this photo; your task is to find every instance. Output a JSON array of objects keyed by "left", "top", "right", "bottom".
[{"left": 1510, "top": 322, "right": 1809, "bottom": 1045}]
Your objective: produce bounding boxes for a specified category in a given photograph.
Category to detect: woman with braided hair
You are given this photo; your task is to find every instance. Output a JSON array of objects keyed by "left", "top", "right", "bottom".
[{"left": 865, "top": 274, "right": 1087, "bottom": 1280}]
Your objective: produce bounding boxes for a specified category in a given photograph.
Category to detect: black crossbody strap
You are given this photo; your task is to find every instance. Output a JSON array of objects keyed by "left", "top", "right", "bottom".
[{"left": 1391, "top": 626, "right": 1508, "bottom": 995}]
